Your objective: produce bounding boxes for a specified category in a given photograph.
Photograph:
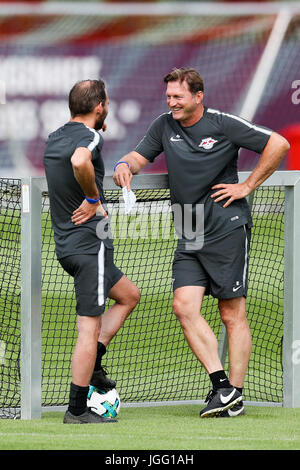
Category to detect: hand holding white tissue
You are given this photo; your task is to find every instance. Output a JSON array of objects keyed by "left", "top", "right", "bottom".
[{"left": 122, "top": 186, "right": 136, "bottom": 214}]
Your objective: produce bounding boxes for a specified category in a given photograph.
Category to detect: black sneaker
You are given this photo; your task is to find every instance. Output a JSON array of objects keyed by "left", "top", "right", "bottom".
[
  {"left": 90, "top": 366, "right": 116, "bottom": 391},
  {"left": 216, "top": 401, "right": 245, "bottom": 418},
  {"left": 200, "top": 387, "right": 242, "bottom": 418},
  {"left": 63, "top": 408, "right": 117, "bottom": 424}
]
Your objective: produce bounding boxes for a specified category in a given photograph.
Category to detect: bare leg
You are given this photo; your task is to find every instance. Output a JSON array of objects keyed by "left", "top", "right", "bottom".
[
  {"left": 99, "top": 275, "right": 140, "bottom": 346},
  {"left": 72, "top": 315, "right": 102, "bottom": 387},
  {"left": 72, "top": 276, "right": 139, "bottom": 387},
  {"left": 172, "top": 286, "right": 224, "bottom": 373},
  {"left": 218, "top": 296, "right": 252, "bottom": 388}
]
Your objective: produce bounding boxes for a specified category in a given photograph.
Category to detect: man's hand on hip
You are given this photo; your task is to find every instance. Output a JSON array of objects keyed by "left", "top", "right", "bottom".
[
  {"left": 72, "top": 200, "right": 107, "bottom": 225},
  {"left": 211, "top": 182, "right": 252, "bottom": 208}
]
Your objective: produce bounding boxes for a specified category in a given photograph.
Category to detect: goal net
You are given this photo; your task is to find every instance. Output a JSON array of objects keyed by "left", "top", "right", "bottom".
[{"left": 0, "top": 174, "right": 286, "bottom": 418}]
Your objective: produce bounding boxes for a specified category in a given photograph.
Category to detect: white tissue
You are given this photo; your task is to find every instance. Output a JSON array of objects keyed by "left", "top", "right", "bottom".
[{"left": 122, "top": 187, "right": 136, "bottom": 214}]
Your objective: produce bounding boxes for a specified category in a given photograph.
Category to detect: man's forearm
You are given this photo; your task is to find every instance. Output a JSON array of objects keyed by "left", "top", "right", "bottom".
[
  {"left": 73, "top": 160, "right": 99, "bottom": 199},
  {"left": 113, "top": 151, "right": 149, "bottom": 189},
  {"left": 244, "top": 132, "right": 290, "bottom": 193},
  {"left": 117, "top": 151, "right": 148, "bottom": 174},
  {"left": 211, "top": 131, "right": 290, "bottom": 208}
]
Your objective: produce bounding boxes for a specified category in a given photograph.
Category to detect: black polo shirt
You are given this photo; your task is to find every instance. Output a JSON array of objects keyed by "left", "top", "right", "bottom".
[{"left": 135, "top": 106, "right": 272, "bottom": 246}]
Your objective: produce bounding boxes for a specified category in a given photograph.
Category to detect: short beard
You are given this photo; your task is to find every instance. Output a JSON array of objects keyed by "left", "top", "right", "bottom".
[
  {"left": 94, "top": 109, "right": 108, "bottom": 131},
  {"left": 94, "top": 116, "right": 105, "bottom": 131}
]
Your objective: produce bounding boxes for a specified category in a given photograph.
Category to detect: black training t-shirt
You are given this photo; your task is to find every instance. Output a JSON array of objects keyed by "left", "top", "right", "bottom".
[
  {"left": 135, "top": 106, "right": 272, "bottom": 247},
  {"left": 44, "top": 121, "right": 112, "bottom": 259}
]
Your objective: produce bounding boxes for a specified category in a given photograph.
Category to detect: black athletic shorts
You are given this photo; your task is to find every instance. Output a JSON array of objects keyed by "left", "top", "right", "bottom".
[
  {"left": 59, "top": 244, "right": 123, "bottom": 316},
  {"left": 172, "top": 225, "right": 251, "bottom": 299}
]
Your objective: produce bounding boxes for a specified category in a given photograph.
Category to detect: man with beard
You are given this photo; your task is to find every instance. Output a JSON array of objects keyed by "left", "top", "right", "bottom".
[{"left": 44, "top": 79, "right": 140, "bottom": 424}]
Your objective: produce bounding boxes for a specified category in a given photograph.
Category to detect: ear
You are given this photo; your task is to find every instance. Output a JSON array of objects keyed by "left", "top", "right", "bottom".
[
  {"left": 95, "top": 101, "right": 103, "bottom": 114},
  {"left": 196, "top": 91, "right": 203, "bottom": 104}
]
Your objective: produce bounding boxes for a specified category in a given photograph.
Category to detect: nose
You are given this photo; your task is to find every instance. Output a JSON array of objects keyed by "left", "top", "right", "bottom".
[{"left": 168, "top": 97, "right": 177, "bottom": 108}]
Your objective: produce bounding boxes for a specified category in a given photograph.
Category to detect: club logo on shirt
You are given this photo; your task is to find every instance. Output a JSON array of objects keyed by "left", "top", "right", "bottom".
[{"left": 199, "top": 137, "right": 218, "bottom": 149}]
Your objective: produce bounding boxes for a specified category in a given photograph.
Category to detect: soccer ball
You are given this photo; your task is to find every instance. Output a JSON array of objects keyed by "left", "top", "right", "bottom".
[{"left": 87, "top": 386, "right": 120, "bottom": 418}]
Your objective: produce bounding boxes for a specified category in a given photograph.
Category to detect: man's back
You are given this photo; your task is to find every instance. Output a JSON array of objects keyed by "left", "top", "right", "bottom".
[{"left": 44, "top": 121, "right": 106, "bottom": 258}]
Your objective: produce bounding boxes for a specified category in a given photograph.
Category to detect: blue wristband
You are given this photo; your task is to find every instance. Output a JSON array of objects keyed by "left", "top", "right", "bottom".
[
  {"left": 85, "top": 195, "right": 101, "bottom": 204},
  {"left": 113, "top": 161, "right": 130, "bottom": 172}
]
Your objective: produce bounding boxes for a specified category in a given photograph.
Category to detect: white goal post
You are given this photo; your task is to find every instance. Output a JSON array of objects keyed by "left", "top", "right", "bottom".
[{"left": 18, "top": 171, "right": 300, "bottom": 419}]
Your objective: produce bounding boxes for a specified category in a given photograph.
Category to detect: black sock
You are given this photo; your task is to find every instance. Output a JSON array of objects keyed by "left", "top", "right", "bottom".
[
  {"left": 236, "top": 387, "right": 243, "bottom": 395},
  {"left": 68, "top": 382, "right": 89, "bottom": 416},
  {"left": 209, "top": 370, "right": 231, "bottom": 390},
  {"left": 94, "top": 341, "right": 106, "bottom": 371}
]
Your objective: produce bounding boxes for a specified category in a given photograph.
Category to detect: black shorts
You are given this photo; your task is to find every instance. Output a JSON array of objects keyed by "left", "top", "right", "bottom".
[
  {"left": 59, "top": 245, "right": 123, "bottom": 316},
  {"left": 172, "top": 225, "right": 251, "bottom": 299}
]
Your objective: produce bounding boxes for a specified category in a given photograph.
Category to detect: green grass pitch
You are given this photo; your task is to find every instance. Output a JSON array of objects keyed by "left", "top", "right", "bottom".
[{"left": 0, "top": 406, "right": 300, "bottom": 450}]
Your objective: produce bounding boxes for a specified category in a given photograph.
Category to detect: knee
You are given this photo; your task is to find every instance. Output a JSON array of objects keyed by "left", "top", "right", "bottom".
[
  {"left": 220, "top": 307, "right": 235, "bottom": 329},
  {"left": 130, "top": 285, "right": 141, "bottom": 309},
  {"left": 219, "top": 303, "right": 246, "bottom": 330},
  {"left": 172, "top": 297, "right": 190, "bottom": 323},
  {"left": 77, "top": 317, "right": 101, "bottom": 345},
  {"left": 124, "top": 285, "right": 140, "bottom": 312}
]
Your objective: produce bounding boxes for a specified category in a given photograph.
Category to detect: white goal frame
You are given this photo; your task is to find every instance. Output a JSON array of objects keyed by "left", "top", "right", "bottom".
[{"left": 20, "top": 171, "right": 300, "bottom": 419}]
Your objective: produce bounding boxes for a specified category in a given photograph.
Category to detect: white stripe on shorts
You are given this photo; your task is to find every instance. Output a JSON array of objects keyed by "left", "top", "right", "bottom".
[
  {"left": 98, "top": 243, "right": 105, "bottom": 306},
  {"left": 242, "top": 225, "right": 248, "bottom": 288}
]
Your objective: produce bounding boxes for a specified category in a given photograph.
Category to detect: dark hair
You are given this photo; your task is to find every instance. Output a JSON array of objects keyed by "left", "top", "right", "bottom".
[
  {"left": 163, "top": 67, "right": 204, "bottom": 94},
  {"left": 68, "top": 79, "right": 106, "bottom": 117}
]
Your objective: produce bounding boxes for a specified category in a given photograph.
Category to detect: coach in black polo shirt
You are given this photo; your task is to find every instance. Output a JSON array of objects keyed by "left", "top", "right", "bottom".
[
  {"left": 113, "top": 68, "right": 289, "bottom": 418},
  {"left": 44, "top": 79, "right": 140, "bottom": 424}
]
